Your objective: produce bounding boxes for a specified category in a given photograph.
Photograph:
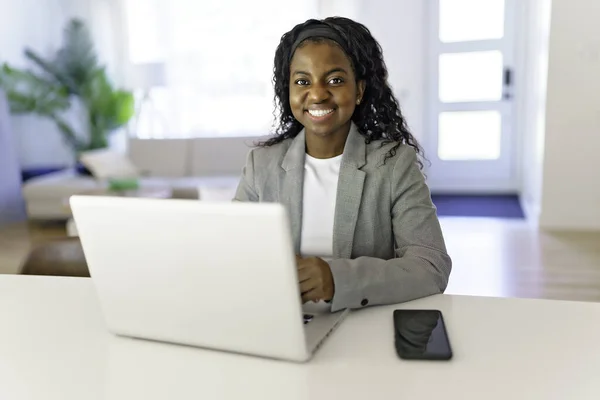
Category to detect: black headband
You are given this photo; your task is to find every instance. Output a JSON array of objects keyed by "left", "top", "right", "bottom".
[{"left": 289, "top": 25, "right": 348, "bottom": 60}]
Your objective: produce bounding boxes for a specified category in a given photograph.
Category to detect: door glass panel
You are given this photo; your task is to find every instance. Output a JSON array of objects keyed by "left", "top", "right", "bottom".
[
  {"left": 439, "top": 51, "right": 503, "bottom": 103},
  {"left": 438, "top": 111, "right": 501, "bottom": 160},
  {"left": 439, "top": 0, "right": 505, "bottom": 43}
]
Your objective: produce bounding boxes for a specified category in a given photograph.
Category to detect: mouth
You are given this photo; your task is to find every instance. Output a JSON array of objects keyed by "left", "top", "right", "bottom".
[{"left": 305, "top": 108, "right": 335, "bottom": 122}]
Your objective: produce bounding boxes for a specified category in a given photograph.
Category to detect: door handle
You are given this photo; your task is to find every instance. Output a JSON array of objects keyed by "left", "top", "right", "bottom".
[{"left": 503, "top": 67, "right": 512, "bottom": 100}]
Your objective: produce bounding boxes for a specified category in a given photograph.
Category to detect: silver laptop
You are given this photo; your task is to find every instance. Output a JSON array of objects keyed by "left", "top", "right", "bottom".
[{"left": 70, "top": 195, "right": 349, "bottom": 362}]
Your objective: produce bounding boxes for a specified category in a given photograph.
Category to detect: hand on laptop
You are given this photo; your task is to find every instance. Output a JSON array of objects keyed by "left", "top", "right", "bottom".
[{"left": 296, "top": 255, "right": 334, "bottom": 303}]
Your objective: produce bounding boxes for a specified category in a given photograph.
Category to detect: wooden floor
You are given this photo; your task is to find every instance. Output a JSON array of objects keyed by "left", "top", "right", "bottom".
[
  {"left": 0, "top": 221, "right": 68, "bottom": 275},
  {"left": 441, "top": 217, "right": 600, "bottom": 302},
  {"left": 1, "top": 217, "right": 600, "bottom": 303}
]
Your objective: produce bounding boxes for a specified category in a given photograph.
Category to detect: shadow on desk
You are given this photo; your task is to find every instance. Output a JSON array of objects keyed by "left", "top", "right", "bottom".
[{"left": 19, "top": 237, "right": 90, "bottom": 277}]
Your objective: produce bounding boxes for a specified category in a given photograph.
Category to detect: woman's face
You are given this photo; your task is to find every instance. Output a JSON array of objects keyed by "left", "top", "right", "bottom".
[{"left": 289, "top": 41, "right": 365, "bottom": 140}]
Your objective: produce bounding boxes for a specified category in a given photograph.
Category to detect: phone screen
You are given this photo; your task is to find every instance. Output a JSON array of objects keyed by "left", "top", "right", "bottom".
[{"left": 393, "top": 309, "right": 452, "bottom": 360}]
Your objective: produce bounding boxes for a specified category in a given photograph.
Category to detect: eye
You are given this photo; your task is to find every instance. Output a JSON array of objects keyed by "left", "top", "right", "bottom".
[
  {"left": 329, "top": 77, "right": 344, "bottom": 85},
  {"left": 295, "top": 79, "right": 309, "bottom": 86}
]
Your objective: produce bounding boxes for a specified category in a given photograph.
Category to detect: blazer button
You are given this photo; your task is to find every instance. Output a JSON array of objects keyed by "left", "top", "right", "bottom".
[{"left": 361, "top": 299, "right": 369, "bottom": 307}]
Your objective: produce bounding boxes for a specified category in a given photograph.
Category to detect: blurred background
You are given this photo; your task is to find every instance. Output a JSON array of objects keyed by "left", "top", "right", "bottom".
[{"left": 1, "top": 0, "right": 599, "bottom": 301}]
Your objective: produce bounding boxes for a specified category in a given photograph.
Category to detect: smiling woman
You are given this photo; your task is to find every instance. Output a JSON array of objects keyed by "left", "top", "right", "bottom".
[
  {"left": 234, "top": 17, "right": 452, "bottom": 312},
  {"left": 289, "top": 41, "right": 365, "bottom": 158}
]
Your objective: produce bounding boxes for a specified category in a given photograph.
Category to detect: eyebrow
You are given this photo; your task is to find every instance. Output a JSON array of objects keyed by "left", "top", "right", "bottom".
[{"left": 292, "top": 67, "right": 348, "bottom": 76}]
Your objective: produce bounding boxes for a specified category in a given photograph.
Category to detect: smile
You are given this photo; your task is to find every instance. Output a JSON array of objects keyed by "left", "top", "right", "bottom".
[{"left": 307, "top": 109, "right": 334, "bottom": 117}]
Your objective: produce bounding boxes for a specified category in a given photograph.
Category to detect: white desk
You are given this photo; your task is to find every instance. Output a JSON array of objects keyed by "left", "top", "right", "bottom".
[{"left": 1, "top": 275, "right": 599, "bottom": 400}]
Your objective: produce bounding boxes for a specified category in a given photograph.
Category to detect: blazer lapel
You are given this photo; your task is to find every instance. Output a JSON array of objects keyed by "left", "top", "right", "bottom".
[
  {"left": 333, "top": 123, "right": 367, "bottom": 259},
  {"left": 279, "top": 129, "right": 306, "bottom": 254}
]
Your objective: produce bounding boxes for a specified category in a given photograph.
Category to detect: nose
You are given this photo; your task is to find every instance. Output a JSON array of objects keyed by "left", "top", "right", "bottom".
[{"left": 307, "top": 83, "right": 330, "bottom": 103}]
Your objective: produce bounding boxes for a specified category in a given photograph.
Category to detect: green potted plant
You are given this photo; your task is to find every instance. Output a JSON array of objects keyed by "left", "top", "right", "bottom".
[{"left": 0, "top": 18, "right": 134, "bottom": 174}]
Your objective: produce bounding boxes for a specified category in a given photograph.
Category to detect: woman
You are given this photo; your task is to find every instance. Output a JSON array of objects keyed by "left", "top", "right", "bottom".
[{"left": 234, "top": 17, "right": 452, "bottom": 312}]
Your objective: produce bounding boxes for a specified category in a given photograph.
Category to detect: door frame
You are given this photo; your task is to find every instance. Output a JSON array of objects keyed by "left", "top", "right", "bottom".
[{"left": 423, "top": 0, "right": 519, "bottom": 194}]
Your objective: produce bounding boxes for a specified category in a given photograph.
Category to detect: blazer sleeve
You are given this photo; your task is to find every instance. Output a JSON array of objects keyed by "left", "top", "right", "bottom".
[
  {"left": 328, "top": 149, "right": 452, "bottom": 312},
  {"left": 233, "top": 149, "right": 259, "bottom": 202}
]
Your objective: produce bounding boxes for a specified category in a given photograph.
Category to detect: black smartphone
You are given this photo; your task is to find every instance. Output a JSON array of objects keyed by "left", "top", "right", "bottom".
[{"left": 393, "top": 309, "right": 452, "bottom": 360}]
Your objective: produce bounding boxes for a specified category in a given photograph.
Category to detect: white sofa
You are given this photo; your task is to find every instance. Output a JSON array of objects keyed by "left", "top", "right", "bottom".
[{"left": 22, "top": 136, "right": 258, "bottom": 220}]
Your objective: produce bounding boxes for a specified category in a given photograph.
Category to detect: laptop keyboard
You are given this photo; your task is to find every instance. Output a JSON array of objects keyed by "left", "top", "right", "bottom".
[{"left": 303, "top": 314, "right": 314, "bottom": 324}]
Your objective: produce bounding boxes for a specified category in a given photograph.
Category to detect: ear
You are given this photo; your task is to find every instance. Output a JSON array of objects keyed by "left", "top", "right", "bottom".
[{"left": 356, "top": 80, "right": 366, "bottom": 105}]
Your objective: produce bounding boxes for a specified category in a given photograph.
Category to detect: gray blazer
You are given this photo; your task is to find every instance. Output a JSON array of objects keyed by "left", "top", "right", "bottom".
[{"left": 234, "top": 122, "right": 452, "bottom": 312}]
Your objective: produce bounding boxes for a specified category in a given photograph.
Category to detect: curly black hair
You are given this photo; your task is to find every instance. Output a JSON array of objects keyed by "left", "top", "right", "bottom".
[{"left": 259, "top": 16, "right": 424, "bottom": 167}]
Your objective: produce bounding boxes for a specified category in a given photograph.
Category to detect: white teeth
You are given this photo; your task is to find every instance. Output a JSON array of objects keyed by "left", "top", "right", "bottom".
[{"left": 308, "top": 109, "right": 334, "bottom": 117}]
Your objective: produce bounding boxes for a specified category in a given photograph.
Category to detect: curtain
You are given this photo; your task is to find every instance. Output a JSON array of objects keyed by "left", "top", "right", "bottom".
[{"left": 122, "top": 0, "right": 320, "bottom": 138}]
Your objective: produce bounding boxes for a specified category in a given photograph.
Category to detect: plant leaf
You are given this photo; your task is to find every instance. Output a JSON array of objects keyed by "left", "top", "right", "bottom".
[
  {"left": 83, "top": 69, "right": 134, "bottom": 131},
  {"left": 54, "top": 19, "right": 100, "bottom": 92},
  {"left": 0, "top": 63, "right": 70, "bottom": 115},
  {"left": 0, "top": 18, "right": 133, "bottom": 152},
  {"left": 112, "top": 90, "right": 135, "bottom": 126},
  {"left": 24, "top": 49, "right": 79, "bottom": 94}
]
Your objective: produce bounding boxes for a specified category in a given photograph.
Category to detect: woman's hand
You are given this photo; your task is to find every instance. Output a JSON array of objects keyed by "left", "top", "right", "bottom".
[{"left": 296, "top": 255, "right": 335, "bottom": 303}]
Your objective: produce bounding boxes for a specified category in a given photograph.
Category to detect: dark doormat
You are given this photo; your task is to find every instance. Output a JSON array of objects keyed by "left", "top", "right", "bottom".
[{"left": 431, "top": 194, "right": 525, "bottom": 219}]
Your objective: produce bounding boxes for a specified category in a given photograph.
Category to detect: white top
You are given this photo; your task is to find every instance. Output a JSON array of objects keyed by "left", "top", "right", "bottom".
[
  {"left": 300, "top": 154, "right": 342, "bottom": 259},
  {"left": 2, "top": 275, "right": 600, "bottom": 400}
]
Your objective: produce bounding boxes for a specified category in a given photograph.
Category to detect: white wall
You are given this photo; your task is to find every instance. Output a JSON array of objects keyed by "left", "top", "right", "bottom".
[
  {"left": 0, "top": 90, "right": 27, "bottom": 226},
  {"left": 514, "top": 0, "right": 552, "bottom": 221},
  {"left": 356, "top": 0, "right": 426, "bottom": 145},
  {"left": 538, "top": 0, "right": 600, "bottom": 231},
  {"left": 319, "top": 0, "right": 361, "bottom": 21}
]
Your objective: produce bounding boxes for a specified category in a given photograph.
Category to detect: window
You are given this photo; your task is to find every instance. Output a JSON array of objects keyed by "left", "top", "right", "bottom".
[
  {"left": 438, "top": 111, "right": 502, "bottom": 160},
  {"left": 439, "top": 0, "right": 505, "bottom": 43},
  {"left": 439, "top": 51, "right": 504, "bottom": 103},
  {"left": 123, "top": 0, "right": 319, "bottom": 138}
]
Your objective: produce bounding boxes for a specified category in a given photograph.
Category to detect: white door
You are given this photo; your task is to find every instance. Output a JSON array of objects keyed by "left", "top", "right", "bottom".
[{"left": 425, "top": 0, "right": 517, "bottom": 193}]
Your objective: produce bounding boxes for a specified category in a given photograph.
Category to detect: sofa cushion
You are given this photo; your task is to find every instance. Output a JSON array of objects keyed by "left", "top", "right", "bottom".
[
  {"left": 25, "top": 200, "right": 73, "bottom": 220},
  {"left": 79, "top": 148, "right": 139, "bottom": 179},
  {"left": 189, "top": 137, "right": 259, "bottom": 177},
  {"left": 128, "top": 138, "right": 190, "bottom": 177},
  {"left": 22, "top": 170, "right": 99, "bottom": 200}
]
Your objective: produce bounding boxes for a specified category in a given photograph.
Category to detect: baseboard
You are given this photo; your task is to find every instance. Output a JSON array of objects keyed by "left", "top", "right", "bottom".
[
  {"left": 519, "top": 196, "right": 540, "bottom": 224},
  {"left": 539, "top": 212, "right": 600, "bottom": 231}
]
